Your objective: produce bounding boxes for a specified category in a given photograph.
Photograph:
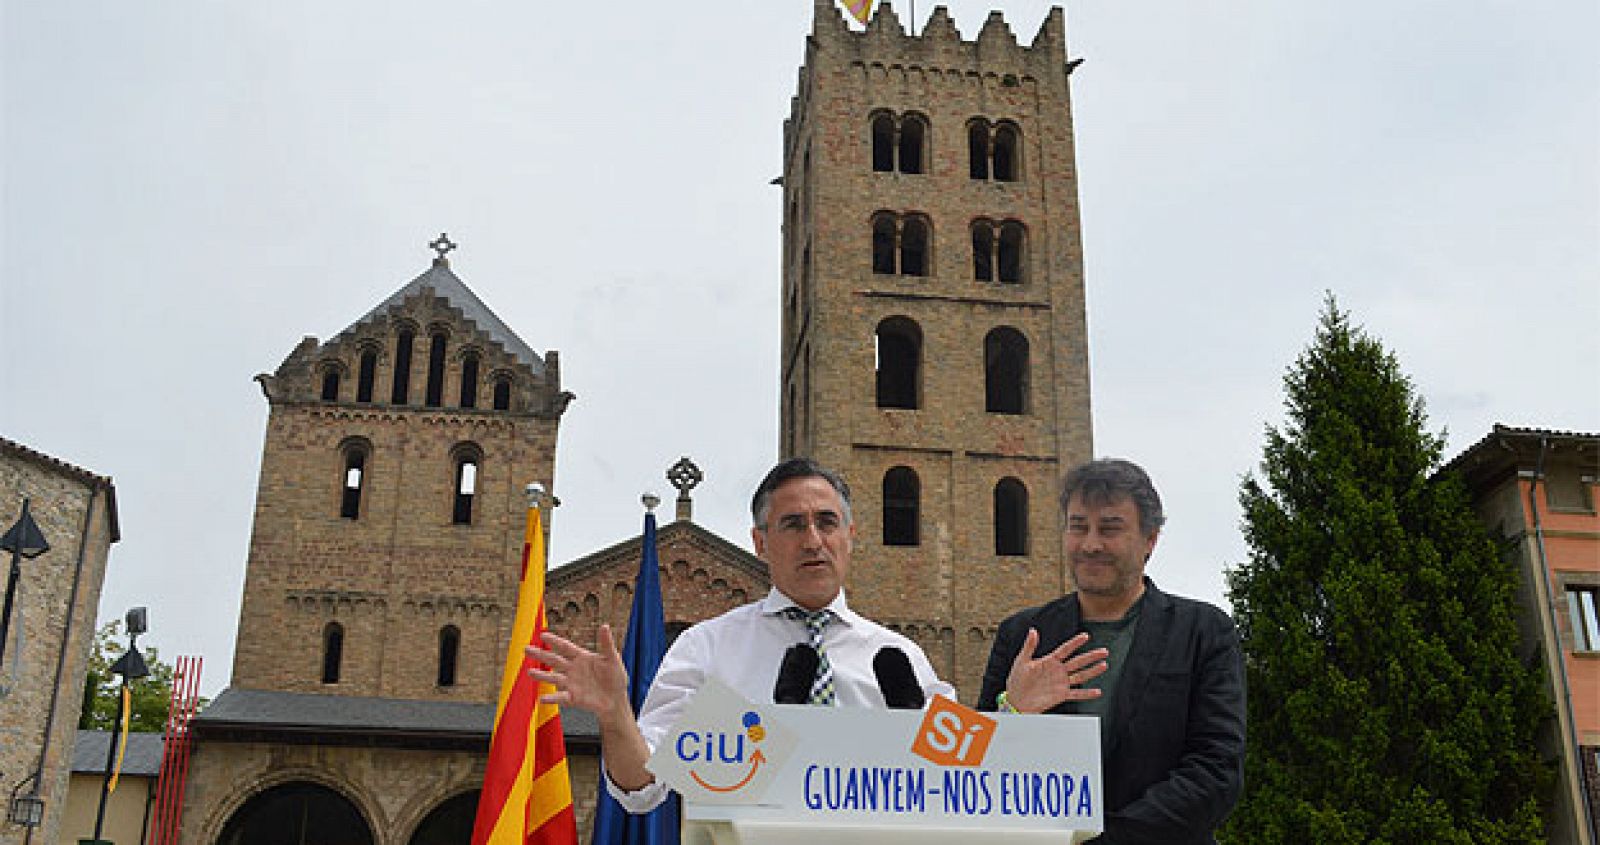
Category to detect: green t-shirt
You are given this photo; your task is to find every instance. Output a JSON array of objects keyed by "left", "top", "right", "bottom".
[{"left": 1071, "top": 594, "right": 1145, "bottom": 745}]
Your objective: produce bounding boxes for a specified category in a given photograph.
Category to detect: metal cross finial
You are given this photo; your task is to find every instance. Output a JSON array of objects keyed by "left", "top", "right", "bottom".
[
  {"left": 429, "top": 233, "right": 457, "bottom": 262},
  {"left": 667, "top": 457, "right": 703, "bottom": 496}
]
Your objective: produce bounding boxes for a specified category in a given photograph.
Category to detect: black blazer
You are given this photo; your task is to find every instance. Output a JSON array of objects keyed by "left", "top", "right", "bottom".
[{"left": 978, "top": 578, "right": 1246, "bottom": 845}]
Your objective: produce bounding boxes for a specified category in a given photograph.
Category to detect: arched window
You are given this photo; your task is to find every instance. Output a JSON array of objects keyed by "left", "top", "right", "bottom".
[
  {"left": 883, "top": 467, "right": 920, "bottom": 547},
  {"left": 492, "top": 376, "right": 512, "bottom": 411},
  {"left": 320, "top": 368, "right": 341, "bottom": 402},
  {"left": 437, "top": 625, "right": 460, "bottom": 687},
  {"left": 985, "top": 327, "right": 1030, "bottom": 414},
  {"left": 871, "top": 213, "right": 931, "bottom": 277},
  {"left": 872, "top": 214, "right": 897, "bottom": 274},
  {"left": 872, "top": 113, "right": 896, "bottom": 172},
  {"left": 322, "top": 622, "right": 344, "bottom": 684},
  {"left": 900, "top": 216, "right": 929, "bottom": 277},
  {"left": 452, "top": 447, "right": 481, "bottom": 525},
  {"left": 968, "top": 121, "right": 990, "bottom": 180},
  {"left": 391, "top": 328, "right": 415, "bottom": 405},
  {"left": 356, "top": 350, "right": 378, "bottom": 403},
  {"left": 995, "top": 477, "right": 1029, "bottom": 556},
  {"left": 870, "top": 111, "right": 927, "bottom": 175},
  {"left": 425, "top": 332, "right": 447, "bottom": 407},
  {"left": 875, "top": 317, "right": 921, "bottom": 410},
  {"left": 993, "top": 123, "right": 1020, "bottom": 182},
  {"left": 459, "top": 354, "right": 480, "bottom": 409},
  {"left": 897, "top": 114, "right": 926, "bottom": 175},
  {"left": 340, "top": 443, "right": 368, "bottom": 519},
  {"left": 972, "top": 220, "right": 995, "bottom": 282},
  {"left": 998, "top": 221, "right": 1025, "bottom": 283},
  {"left": 218, "top": 782, "right": 373, "bottom": 845}
]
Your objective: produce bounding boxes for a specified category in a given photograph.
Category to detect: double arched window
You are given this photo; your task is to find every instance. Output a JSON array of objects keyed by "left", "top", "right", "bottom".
[
  {"left": 972, "top": 219, "right": 1027, "bottom": 284},
  {"left": 969, "top": 119, "right": 1021, "bottom": 182},
  {"left": 872, "top": 213, "right": 931, "bottom": 277},
  {"left": 875, "top": 317, "right": 922, "bottom": 410},
  {"left": 871, "top": 111, "right": 929, "bottom": 175}
]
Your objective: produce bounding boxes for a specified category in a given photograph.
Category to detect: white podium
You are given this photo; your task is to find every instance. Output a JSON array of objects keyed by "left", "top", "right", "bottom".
[{"left": 648, "top": 679, "right": 1102, "bottom": 844}]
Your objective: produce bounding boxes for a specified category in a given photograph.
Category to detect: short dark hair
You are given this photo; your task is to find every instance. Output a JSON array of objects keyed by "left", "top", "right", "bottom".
[
  {"left": 1059, "top": 458, "right": 1166, "bottom": 536},
  {"left": 750, "top": 458, "right": 853, "bottom": 528}
]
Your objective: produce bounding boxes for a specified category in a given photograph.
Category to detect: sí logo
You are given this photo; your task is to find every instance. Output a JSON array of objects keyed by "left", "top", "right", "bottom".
[
  {"left": 911, "top": 695, "right": 998, "bottom": 767},
  {"left": 676, "top": 710, "right": 770, "bottom": 793}
]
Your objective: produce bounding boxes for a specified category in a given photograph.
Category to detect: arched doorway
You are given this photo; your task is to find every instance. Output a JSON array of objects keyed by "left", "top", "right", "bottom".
[
  {"left": 408, "top": 790, "right": 480, "bottom": 845},
  {"left": 217, "top": 781, "right": 373, "bottom": 845}
]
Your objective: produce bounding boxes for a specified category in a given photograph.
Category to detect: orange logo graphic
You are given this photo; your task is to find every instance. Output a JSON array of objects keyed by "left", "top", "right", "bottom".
[{"left": 910, "top": 695, "right": 997, "bottom": 767}]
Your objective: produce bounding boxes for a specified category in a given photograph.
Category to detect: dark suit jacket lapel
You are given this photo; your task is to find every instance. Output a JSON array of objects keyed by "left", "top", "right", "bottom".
[{"left": 1105, "top": 579, "right": 1173, "bottom": 758}]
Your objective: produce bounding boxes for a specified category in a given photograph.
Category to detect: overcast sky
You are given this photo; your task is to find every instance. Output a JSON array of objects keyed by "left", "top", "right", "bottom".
[{"left": 3, "top": 0, "right": 1595, "bottom": 696}]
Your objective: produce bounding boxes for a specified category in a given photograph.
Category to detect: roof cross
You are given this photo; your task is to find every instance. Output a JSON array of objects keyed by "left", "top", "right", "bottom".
[{"left": 429, "top": 233, "right": 457, "bottom": 263}]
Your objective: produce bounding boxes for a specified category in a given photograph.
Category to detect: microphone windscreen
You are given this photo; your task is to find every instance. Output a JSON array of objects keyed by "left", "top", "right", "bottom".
[
  {"left": 873, "top": 646, "right": 926, "bottom": 710},
  {"left": 774, "top": 643, "right": 820, "bottom": 704}
]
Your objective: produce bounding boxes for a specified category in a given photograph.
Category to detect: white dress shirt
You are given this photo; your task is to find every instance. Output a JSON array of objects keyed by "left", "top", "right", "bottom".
[{"left": 605, "top": 587, "right": 956, "bottom": 813}]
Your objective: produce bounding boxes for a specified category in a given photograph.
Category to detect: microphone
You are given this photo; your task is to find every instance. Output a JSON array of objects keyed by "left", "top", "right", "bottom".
[
  {"left": 873, "top": 646, "right": 926, "bottom": 710},
  {"left": 774, "top": 643, "right": 820, "bottom": 704}
]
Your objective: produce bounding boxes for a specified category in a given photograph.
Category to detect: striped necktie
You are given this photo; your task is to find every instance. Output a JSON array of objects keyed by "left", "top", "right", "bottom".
[{"left": 783, "top": 607, "right": 837, "bottom": 706}]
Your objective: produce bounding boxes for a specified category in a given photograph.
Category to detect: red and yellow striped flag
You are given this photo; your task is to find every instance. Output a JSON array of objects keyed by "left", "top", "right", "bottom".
[
  {"left": 843, "top": 0, "right": 873, "bottom": 25},
  {"left": 471, "top": 497, "right": 578, "bottom": 845}
]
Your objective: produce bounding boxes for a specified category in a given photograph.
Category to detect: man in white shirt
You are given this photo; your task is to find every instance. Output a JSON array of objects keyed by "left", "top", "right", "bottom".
[{"left": 529, "top": 458, "right": 954, "bottom": 813}]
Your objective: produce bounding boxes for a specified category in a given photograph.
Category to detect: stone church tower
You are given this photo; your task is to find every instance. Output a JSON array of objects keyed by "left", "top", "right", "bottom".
[
  {"left": 779, "top": 2, "right": 1094, "bottom": 699},
  {"left": 180, "top": 238, "right": 574, "bottom": 845}
]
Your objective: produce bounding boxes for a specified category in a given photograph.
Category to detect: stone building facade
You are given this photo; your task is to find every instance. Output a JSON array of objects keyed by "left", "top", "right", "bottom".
[
  {"left": 0, "top": 438, "right": 118, "bottom": 845},
  {"left": 181, "top": 243, "right": 574, "bottom": 845},
  {"left": 779, "top": 0, "right": 1095, "bottom": 699},
  {"left": 1446, "top": 425, "right": 1600, "bottom": 844}
]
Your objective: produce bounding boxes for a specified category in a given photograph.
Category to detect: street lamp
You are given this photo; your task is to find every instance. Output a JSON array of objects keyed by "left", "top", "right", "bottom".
[
  {"left": 0, "top": 498, "right": 51, "bottom": 674},
  {"left": 90, "top": 607, "right": 148, "bottom": 844}
]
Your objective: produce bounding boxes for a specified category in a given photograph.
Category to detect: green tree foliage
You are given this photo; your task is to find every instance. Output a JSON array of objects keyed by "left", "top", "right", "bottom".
[
  {"left": 1221, "top": 298, "right": 1550, "bottom": 843},
  {"left": 79, "top": 620, "right": 202, "bottom": 733}
]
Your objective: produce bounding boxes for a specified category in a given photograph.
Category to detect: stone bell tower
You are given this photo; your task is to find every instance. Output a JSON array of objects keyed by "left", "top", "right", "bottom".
[{"left": 778, "top": 2, "right": 1094, "bottom": 699}]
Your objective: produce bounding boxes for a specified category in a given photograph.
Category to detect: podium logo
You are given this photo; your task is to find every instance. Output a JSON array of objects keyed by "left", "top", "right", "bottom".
[
  {"left": 676, "top": 710, "right": 770, "bottom": 794},
  {"left": 911, "top": 695, "right": 997, "bottom": 767}
]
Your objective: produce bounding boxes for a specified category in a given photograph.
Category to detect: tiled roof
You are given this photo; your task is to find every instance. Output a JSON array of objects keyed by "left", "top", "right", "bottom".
[
  {"left": 72, "top": 731, "right": 164, "bottom": 776},
  {"left": 192, "top": 687, "right": 598, "bottom": 743}
]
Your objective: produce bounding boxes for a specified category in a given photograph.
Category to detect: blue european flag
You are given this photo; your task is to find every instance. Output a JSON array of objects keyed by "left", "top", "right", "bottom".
[{"left": 591, "top": 509, "right": 680, "bottom": 844}]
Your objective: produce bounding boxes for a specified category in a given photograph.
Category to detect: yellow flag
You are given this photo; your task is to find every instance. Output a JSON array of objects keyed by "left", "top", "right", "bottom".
[{"left": 108, "top": 685, "right": 131, "bottom": 793}]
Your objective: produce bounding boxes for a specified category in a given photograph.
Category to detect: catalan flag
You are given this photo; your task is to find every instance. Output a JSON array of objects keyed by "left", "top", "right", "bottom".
[
  {"left": 843, "top": 0, "right": 873, "bottom": 25},
  {"left": 472, "top": 494, "right": 578, "bottom": 845}
]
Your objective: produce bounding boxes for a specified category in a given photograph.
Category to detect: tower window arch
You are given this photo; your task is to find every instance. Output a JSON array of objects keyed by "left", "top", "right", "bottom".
[
  {"left": 972, "top": 220, "right": 994, "bottom": 281},
  {"left": 321, "top": 622, "right": 344, "bottom": 684},
  {"left": 451, "top": 444, "right": 483, "bottom": 525},
  {"left": 969, "top": 119, "right": 1023, "bottom": 182},
  {"left": 870, "top": 111, "right": 927, "bottom": 175},
  {"left": 995, "top": 477, "right": 1029, "bottom": 556},
  {"left": 320, "top": 365, "right": 342, "bottom": 402},
  {"left": 339, "top": 440, "right": 370, "bottom": 520},
  {"left": 391, "top": 327, "right": 415, "bottom": 405},
  {"left": 870, "top": 212, "right": 932, "bottom": 277},
  {"left": 883, "top": 467, "right": 920, "bottom": 547},
  {"left": 424, "top": 331, "right": 448, "bottom": 407},
  {"left": 459, "top": 353, "right": 480, "bottom": 409},
  {"left": 492, "top": 375, "right": 513, "bottom": 411},
  {"left": 875, "top": 317, "right": 922, "bottom": 410},
  {"left": 437, "top": 625, "right": 460, "bottom": 687},
  {"left": 985, "top": 327, "right": 1030, "bottom": 414},
  {"left": 356, "top": 349, "right": 378, "bottom": 403},
  {"left": 973, "top": 219, "right": 1026, "bottom": 283}
]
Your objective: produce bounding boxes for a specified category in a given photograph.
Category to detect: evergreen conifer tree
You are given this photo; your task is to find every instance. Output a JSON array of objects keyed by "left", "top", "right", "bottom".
[{"left": 1221, "top": 298, "right": 1549, "bottom": 843}]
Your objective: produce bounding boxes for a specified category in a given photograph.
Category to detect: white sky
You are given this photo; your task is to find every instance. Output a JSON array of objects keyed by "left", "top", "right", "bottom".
[{"left": 3, "top": 0, "right": 1596, "bottom": 697}]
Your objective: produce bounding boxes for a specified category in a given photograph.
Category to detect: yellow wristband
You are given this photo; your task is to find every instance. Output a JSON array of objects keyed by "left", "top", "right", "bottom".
[{"left": 996, "top": 690, "right": 1020, "bottom": 714}]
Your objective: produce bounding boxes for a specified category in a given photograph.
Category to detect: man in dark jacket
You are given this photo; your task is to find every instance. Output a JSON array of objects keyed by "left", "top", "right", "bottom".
[{"left": 978, "top": 459, "right": 1245, "bottom": 844}]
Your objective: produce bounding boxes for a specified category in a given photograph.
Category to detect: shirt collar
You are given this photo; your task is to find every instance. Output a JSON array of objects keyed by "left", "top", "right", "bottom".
[{"left": 760, "top": 587, "right": 859, "bottom": 629}]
